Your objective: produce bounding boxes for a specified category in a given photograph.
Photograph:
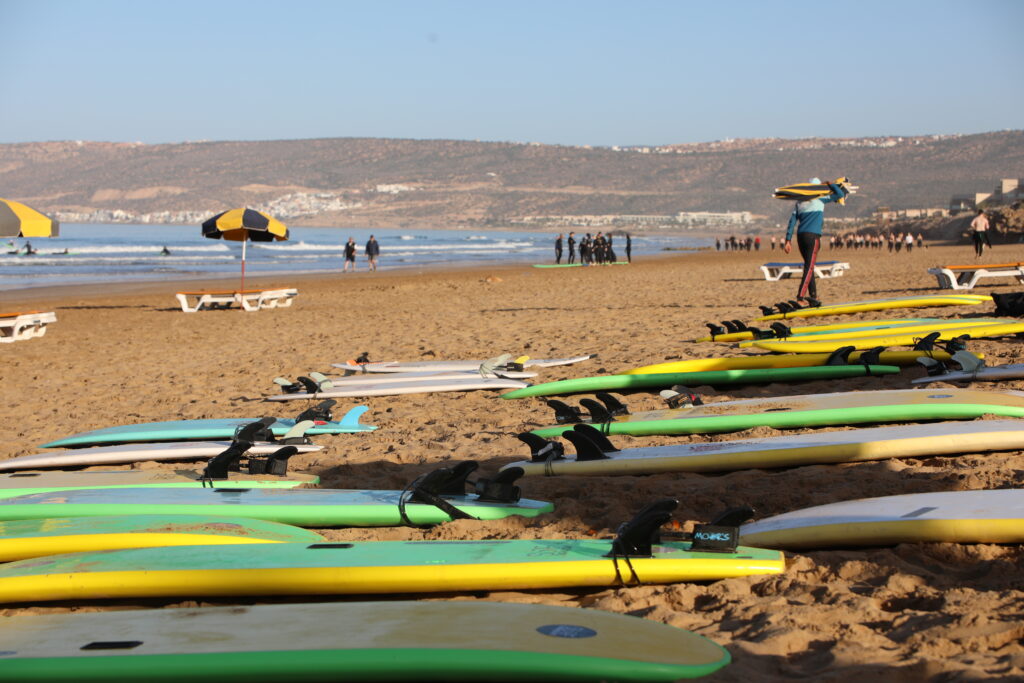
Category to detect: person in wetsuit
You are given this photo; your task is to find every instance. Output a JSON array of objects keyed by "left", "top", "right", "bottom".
[
  {"left": 567, "top": 232, "right": 576, "bottom": 264},
  {"left": 554, "top": 233, "right": 563, "bottom": 264},
  {"left": 782, "top": 178, "right": 847, "bottom": 302}
]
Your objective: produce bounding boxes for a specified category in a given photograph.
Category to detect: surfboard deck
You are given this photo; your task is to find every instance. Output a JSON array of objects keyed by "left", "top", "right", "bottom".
[
  {"left": 338, "top": 355, "right": 597, "bottom": 373},
  {"left": 267, "top": 375, "right": 528, "bottom": 401},
  {"left": 0, "top": 601, "right": 731, "bottom": 682},
  {"left": 0, "top": 487, "right": 554, "bottom": 527},
  {"left": 0, "top": 441, "right": 322, "bottom": 471},
  {"left": 40, "top": 406, "right": 376, "bottom": 449},
  {"left": 755, "top": 294, "right": 992, "bottom": 321},
  {"left": 623, "top": 349, "right": 963, "bottom": 374},
  {"left": 739, "top": 489, "right": 1024, "bottom": 549},
  {"left": 752, "top": 321, "right": 1024, "bottom": 353},
  {"left": 529, "top": 389, "right": 1024, "bottom": 438},
  {"left": 500, "top": 365, "right": 900, "bottom": 399},
  {"left": 0, "top": 469, "right": 319, "bottom": 498},
  {"left": 0, "top": 537, "right": 785, "bottom": 603},
  {"left": 0, "top": 514, "right": 323, "bottom": 562},
  {"left": 508, "top": 420, "right": 1024, "bottom": 476}
]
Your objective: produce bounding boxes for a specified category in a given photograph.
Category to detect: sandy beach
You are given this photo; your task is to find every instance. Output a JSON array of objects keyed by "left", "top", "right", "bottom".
[{"left": 2, "top": 242, "right": 1023, "bottom": 681}]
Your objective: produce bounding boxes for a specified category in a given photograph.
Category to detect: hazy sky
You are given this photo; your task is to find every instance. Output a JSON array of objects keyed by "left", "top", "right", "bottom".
[{"left": 2, "top": 0, "right": 1021, "bottom": 146}]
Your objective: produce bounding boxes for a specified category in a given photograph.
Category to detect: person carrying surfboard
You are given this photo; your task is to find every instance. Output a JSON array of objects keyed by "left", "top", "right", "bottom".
[{"left": 782, "top": 178, "right": 847, "bottom": 302}]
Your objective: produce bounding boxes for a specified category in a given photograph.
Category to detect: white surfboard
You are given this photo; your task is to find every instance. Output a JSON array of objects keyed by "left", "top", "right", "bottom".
[
  {"left": 506, "top": 421, "right": 1024, "bottom": 476},
  {"left": 0, "top": 441, "right": 323, "bottom": 472},
  {"left": 740, "top": 489, "right": 1024, "bottom": 549},
  {"left": 335, "top": 354, "right": 596, "bottom": 373},
  {"left": 326, "top": 369, "right": 538, "bottom": 383},
  {"left": 266, "top": 375, "right": 528, "bottom": 401}
]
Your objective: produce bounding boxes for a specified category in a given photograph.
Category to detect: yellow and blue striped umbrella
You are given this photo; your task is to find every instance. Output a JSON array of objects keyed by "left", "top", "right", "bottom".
[
  {"left": 0, "top": 199, "right": 59, "bottom": 238},
  {"left": 201, "top": 208, "right": 288, "bottom": 292}
]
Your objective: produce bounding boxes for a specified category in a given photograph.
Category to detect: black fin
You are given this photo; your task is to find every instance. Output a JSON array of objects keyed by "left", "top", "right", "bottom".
[
  {"left": 201, "top": 441, "right": 252, "bottom": 481},
  {"left": 730, "top": 320, "right": 748, "bottom": 331},
  {"left": 546, "top": 399, "right": 583, "bottom": 424},
  {"left": 858, "top": 347, "right": 884, "bottom": 366},
  {"left": 944, "top": 335, "right": 969, "bottom": 353},
  {"left": 516, "top": 432, "right": 566, "bottom": 462},
  {"left": 710, "top": 506, "right": 756, "bottom": 527},
  {"left": 295, "top": 399, "right": 336, "bottom": 423},
  {"left": 689, "top": 505, "right": 756, "bottom": 553},
  {"left": 595, "top": 392, "right": 629, "bottom": 416},
  {"left": 579, "top": 398, "right": 611, "bottom": 423},
  {"left": 414, "top": 461, "right": 478, "bottom": 498},
  {"left": 774, "top": 302, "right": 793, "bottom": 313},
  {"left": 769, "top": 322, "right": 792, "bottom": 338},
  {"left": 472, "top": 467, "right": 522, "bottom": 503},
  {"left": 825, "top": 345, "right": 855, "bottom": 366},
  {"left": 295, "top": 376, "right": 320, "bottom": 393},
  {"left": 787, "top": 299, "right": 803, "bottom": 310},
  {"left": 912, "top": 331, "right": 942, "bottom": 351},
  {"left": 722, "top": 320, "right": 740, "bottom": 334},
  {"left": 606, "top": 499, "right": 679, "bottom": 558},
  {"left": 705, "top": 322, "right": 726, "bottom": 339},
  {"left": 234, "top": 418, "right": 276, "bottom": 443},
  {"left": 248, "top": 445, "right": 299, "bottom": 476},
  {"left": 563, "top": 429, "right": 611, "bottom": 461},
  {"left": 805, "top": 298, "right": 822, "bottom": 308},
  {"left": 573, "top": 423, "right": 620, "bottom": 453},
  {"left": 758, "top": 305, "right": 776, "bottom": 316}
]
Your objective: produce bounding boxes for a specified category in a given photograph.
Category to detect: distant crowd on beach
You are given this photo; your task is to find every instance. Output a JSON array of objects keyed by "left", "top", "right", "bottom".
[
  {"left": 714, "top": 232, "right": 929, "bottom": 253},
  {"left": 554, "top": 231, "right": 632, "bottom": 264}
]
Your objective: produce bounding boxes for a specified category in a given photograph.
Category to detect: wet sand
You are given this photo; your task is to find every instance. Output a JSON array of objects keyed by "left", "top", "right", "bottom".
[{"left": 2, "top": 243, "right": 1023, "bottom": 680}]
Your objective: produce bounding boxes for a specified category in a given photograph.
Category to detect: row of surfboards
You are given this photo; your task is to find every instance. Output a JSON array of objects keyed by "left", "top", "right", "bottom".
[{"left": 3, "top": 292, "right": 1023, "bottom": 681}]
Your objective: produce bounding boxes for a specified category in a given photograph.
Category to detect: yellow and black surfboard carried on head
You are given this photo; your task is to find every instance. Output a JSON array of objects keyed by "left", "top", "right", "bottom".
[{"left": 773, "top": 177, "right": 857, "bottom": 205}]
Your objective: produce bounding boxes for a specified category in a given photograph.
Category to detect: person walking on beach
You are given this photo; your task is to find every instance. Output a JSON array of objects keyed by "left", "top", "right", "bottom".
[
  {"left": 343, "top": 237, "right": 357, "bottom": 272},
  {"left": 625, "top": 233, "right": 632, "bottom": 263},
  {"left": 365, "top": 235, "right": 379, "bottom": 271},
  {"left": 904, "top": 232, "right": 914, "bottom": 253},
  {"left": 970, "top": 209, "right": 991, "bottom": 257},
  {"left": 554, "top": 233, "right": 563, "bottom": 264},
  {"left": 782, "top": 177, "right": 847, "bottom": 302}
]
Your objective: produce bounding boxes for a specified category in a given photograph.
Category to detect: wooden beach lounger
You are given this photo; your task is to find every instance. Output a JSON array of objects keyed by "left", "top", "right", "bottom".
[
  {"left": 928, "top": 263, "right": 1024, "bottom": 290},
  {"left": 0, "top": 311, "right": 57, "bottom": 343},
  {"left": 175, "top": 288, "right": 299, "bottom": 313},
  {"left": 760, "top": 261, "right": 850, "bottom": 281}
]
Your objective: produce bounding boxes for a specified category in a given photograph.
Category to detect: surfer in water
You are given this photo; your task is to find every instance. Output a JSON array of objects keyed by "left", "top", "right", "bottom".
[
  {"left": 782, "top": 178, "right": 847, "bottom": 303},
  {"left": 160, "top": 246, "right": 171, "bottom": 256}
]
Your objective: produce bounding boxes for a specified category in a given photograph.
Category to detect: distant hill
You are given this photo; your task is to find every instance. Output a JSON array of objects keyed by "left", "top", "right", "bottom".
[{"left": 0, "top": 131, "right": 1021, "bottom": 230}]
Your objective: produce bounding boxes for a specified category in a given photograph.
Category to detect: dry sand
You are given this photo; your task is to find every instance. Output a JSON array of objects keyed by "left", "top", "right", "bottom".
[{"left": 2, "top": 243, "right": 1023, "bottom": 680}]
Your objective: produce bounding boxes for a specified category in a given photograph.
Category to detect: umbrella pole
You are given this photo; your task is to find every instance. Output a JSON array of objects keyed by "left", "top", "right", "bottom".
[{"left": 240, "top": 239, "right": 246, "bottom": 293}]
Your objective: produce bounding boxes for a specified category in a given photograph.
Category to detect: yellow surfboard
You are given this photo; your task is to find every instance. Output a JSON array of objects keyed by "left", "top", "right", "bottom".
[
  {"left": 752, "top": 321, "right": 1024, "bottom": 353},
  {"left": 756, "top": 294, "right": 992, "bottom": 321},
  {"left": 623, "top": 349, "right": 968, "bottom": 374},
  {"left": 734, "top": 319, "right": 1009, "bottom": 348}
]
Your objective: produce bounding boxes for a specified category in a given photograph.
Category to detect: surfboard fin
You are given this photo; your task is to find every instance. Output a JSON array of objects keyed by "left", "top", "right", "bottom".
[
  {"left": 547, "top": 399, "right": 584, "bottom": 424},
  {"left": 952, "top": 350, "right": 986, "bottom": 374},
  {"left": 279, "top": 420, "right": 314, "bottom": 443},
  {"left": 399, "top": 462, "right": 479, "bottom": 525},
  {"left": 858, "top": 347, "right": 884, "bottom": 367},
  {"left": 273, "top": 377, "right": 304, "bottom": 393},
  {"left": 573, "top": 423, "right": 620, "bottom": 453},
  {"left": 825, "top": 346, "right": 855, "bottom": 366},
  {"left": 944, "top": 335, "right": 970, "bottom": 353},
  {"left": 234, "top": 418, "right": 277, "bottom": 443},
  {"left": 562, "top": 429, "right": 610, "bottom": 461},
  {"left": 472, "top": 467, "right": 523, "bottom": 503},
  {"left": 769, "top": 322, "right": 793, "bottom": 339},
  {"left": 916, "top": 356, "right": 948, "bottom": 376},
  {"left": 606, "top": 499, "right": 679, "bottom": 558},
  {"left": 595, "top": 392, "right": 629, "bottom": 417},
  {"left": 516, "top": 432, "right": 565, "bottom": 462},
  {"left": 721, "top": 320, "right": 740, "bottom": 334},
  {"left": 705, "top": 322, "right": 726, "bottom": 339},
  {"left": 201, "top": 440, "right": 253, "bottom": 483},
  {"left": 912, "top": 331, "right": 942, "bottom": 351},
  {"left": 248, "top": 445, "right": 299, "bottom": 476},
  {"left": 296, "top": 400, "right": 336, "bottom": 423},
  {"left": 580, "top": 398, "right": 612, "bottom": 423},
  {"left": 758, "top": 305, "right": 776, "bottom": 316},
  {"left": 688, "top": 506, "right": 755, "bottom": 553},
  {"left": 745, "top": 326, "right": 774, "bottom": 340}
]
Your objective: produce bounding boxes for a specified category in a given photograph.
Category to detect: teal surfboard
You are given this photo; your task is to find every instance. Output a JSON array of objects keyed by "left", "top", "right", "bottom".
[
  {"left": 0, "top": 537, "right": 785, "bottom": 604},
  {"left": 0, "top": 601, "right": 731, "bottom": 682},
  {"left": 0, "top": 486, "right": 554, "bottom": 527},
  {"left": 0, "top": 514, "right": 323, "bottom": 562},
  {"left": 40, "top": 406, "right": 375, "bottom": 449},
  {"left": 529, "top": 388, "right": 1024, "bottom": 438},
  {"left": 501, "top": 364, "right": 901, "bottom": 399}
]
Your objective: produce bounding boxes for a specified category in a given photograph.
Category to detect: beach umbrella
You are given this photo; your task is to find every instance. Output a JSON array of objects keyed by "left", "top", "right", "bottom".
[
  {"left": 0, "top": 198, "right": 60, "bottom": 238},
  {"left": 201, "top": 208, "right": 288, "bottom": 291}
]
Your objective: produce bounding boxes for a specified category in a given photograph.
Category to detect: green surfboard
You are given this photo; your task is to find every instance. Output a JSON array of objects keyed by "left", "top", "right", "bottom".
[
  {"left": 0, "top": 601, "right": 731, "bottom": 681},
  {"left": 501, "top": 364, "right": 900, "bottom": 399},
  {"left": 0, "top": 514, "right": 323, "bottom": 562},
  {"left": 529, "top": 388, "right": 1024, "bottom": 438},
  {"left": 0, "top": 486, "right": 554, "bottom": 527}
]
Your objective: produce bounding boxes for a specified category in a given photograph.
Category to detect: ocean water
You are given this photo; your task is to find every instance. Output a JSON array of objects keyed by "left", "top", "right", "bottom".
[{"left": 0, "top": 224, "right": 711, "bottom": 291}]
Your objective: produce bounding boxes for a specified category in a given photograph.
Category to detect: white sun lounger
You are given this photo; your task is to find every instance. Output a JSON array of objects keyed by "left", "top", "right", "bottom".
[
  {"left": 175, "top": 288, "right": 299, "bottom": 313},
  {"left": 928, "top": 263, "right": 1024, "bottom": 290},
  {"left": 0, "top": 311, "right": 57, "bottom": 343},
  {"left": 760, "top": 261, "right": 850, "bottom": 281}
]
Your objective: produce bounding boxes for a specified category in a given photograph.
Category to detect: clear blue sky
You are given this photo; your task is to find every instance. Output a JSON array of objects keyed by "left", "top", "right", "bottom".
[{"left": 1, "top": 0, "right": 1021, "bottom": 146}]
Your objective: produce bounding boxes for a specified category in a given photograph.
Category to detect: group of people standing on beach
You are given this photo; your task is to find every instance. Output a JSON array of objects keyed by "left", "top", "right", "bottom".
[
  {"left": 342, "top": 235, "right": 380, "bottom": 272},
  {"left": 829, "top": 232, "right": 924, "bottom": 252},
  {"left": 554, "top": 231, "right": 631, "bottom": 265}
]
